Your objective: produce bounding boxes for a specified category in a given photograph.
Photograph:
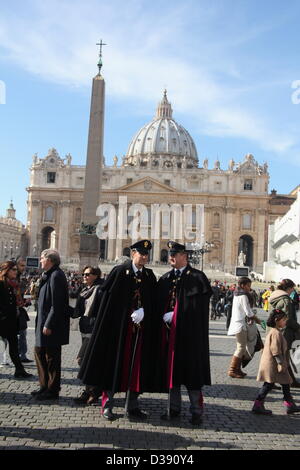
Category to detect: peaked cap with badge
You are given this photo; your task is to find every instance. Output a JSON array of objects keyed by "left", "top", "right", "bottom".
[
  {"left": 130, "top": 240, "right": 152, "bottom": 255},
  {"left": 167, "top": 240, "right": 186, "bottom": 255}
]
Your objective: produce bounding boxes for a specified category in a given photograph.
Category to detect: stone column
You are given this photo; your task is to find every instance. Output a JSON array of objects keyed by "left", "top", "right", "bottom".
[
  {"left": 107, "top": 238, "right": 115, "bottom": 261},
  {"left": 153, "top": 239, "right": 160, "bottom": 263},
  {"left": 256, "top": 208, "right": 267, "bottom": 272},
  {"left": 115, "top": 237, "right": 123, "bottom": 260},
  {"left": 29, "top": 199, "right": 41, "bottom": 256},
  {"left": 58, "top": 201, "right": 71, "bottom": 263},
  {"left": 223, "top": 207, "right": 235, "bottom": 272}
]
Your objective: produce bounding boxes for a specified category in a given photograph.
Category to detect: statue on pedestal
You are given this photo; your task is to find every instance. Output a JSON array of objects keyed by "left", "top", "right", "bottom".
[{"left": 238, "top": 250, "right": 246, "bottom": 266}]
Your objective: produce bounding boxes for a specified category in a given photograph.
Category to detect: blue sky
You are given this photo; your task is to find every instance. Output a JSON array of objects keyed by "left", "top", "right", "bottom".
[{"left": 0, "top": 0, "right": 300, "bottom": 223}]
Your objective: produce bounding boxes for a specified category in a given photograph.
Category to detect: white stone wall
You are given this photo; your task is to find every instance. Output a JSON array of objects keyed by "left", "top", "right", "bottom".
[{"left": 264, "top": 190, "right": 300, "bottom": 283}]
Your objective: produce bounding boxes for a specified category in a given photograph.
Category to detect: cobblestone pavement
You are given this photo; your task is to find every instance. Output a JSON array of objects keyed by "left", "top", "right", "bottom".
[{"left": 0, "top": 308, "right": 299, "bottom": 451}]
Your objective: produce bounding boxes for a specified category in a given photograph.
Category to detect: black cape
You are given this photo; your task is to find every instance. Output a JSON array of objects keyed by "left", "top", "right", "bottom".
[
  {"left": 157, "top": 264, "right": 212, "bottom": 390},
  {"left": 78, "top": 260, "right": 160, "bottom": 392}
]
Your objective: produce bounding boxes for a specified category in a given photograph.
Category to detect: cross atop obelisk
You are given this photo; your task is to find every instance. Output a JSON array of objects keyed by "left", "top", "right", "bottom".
[{"left": 96, "top": 39, "right": 107, "bottom": 74}]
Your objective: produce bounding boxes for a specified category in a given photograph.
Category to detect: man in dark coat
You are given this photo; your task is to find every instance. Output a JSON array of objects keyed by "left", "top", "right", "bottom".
[
  {"left": 32, "top": 249, "right": 70, "bottom": 400},
  {"left": 78, "top": 240, "right": 158, "bottom": 421},
  {"left": 158, "top": 241, "right": 212, "bottom": 425}
]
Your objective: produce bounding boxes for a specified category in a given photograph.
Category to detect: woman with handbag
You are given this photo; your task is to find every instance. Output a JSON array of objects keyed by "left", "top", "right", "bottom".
[
  {"left": 227, "top": 277, "right": 262, "bottom": 379},
  {"left": 71, "top": 266, "right": 103, "bottom": 405},
  {"left": 269, "top": 278, "right": 300, "bottom": 388},
  {"left": 0, "top": 260, "right": 32, "bottom": 379}
]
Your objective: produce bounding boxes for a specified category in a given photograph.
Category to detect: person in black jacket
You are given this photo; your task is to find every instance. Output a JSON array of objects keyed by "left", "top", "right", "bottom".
[
  {"left": 0, "top": 260, "right": 32, "bottom": 379},
  {"left": 72, "top": 266, "right": 103, "bottom": 405},
  {"left": 158, "top": 241, "right": 212, "bottom": 426},
  {"left": 32, "top": 249, "right": 70, "bottom": 400},
  {"left": 78, "top": 240, "right": 159, "bottom": 421},
  {"left": 15, "top": 257, "right": 33, "bottom": 363}
]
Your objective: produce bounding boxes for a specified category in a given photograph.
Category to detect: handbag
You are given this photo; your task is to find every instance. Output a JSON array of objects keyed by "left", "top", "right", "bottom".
[{"left": 242, "top": 323, "right": 263, "bottom": 368}]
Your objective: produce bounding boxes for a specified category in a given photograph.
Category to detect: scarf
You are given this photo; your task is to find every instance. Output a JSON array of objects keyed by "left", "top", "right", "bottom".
[
  {"left": 76, "top": 281, "right": 101, "bottom": 318},
  {"left": 234, "top": 287, "right": 254, "bottom": 308}
]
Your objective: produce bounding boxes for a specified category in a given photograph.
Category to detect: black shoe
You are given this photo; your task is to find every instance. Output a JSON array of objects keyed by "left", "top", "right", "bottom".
[
  {"left": 190, "top": 413, "right": 202, "bottom": 425},
  {"left": 21, "top": 358, "right": 34, "bottom": 363},
  {"left": 31, "top": 388, "right": 46, "bottom": 396},
  {"left": 127, "top": 408, "right": 148, "bottom": 420},
  {"left": 73, "top": 391, "right": 90, "bottom": 404},
  {"left": 102, "top": 408, "right": 115, "bottom": 421},
  {"left": 14, "top": 370, "right": 33, "bottom": 379},
  {"left": 35, "top": 390, "right": 59, "bottom": 400},
  {"left": 160, "top": 409, "right": 180, "bottom": 420}
]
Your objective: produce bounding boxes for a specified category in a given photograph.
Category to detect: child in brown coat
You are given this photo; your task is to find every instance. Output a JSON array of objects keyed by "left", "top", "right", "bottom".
[{"left": 252, "top": 309, "right": 300, "bottom": 415}]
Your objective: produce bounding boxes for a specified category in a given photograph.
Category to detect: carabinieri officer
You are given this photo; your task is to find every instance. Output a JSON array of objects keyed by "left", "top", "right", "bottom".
[
  {"left": 158, "top": 241, "right": 212, "bottom": 425},
  {"left": 78, "top": 240, "right": 160, "bottom": 421}
]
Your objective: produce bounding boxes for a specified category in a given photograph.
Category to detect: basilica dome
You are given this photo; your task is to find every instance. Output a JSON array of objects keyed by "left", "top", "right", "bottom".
[{"left": 123, "top": 91, "right": 198, "bottom": 169}]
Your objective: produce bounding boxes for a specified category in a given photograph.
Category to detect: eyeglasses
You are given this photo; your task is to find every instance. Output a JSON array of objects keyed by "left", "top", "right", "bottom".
[{"left": 83, "top": 273, "right": 92, "bottom": 277}]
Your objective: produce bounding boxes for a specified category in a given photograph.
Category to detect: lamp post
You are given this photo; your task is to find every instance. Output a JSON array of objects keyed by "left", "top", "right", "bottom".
[{"left": 189, "top": 241, "right": 214, "bottom": 270}]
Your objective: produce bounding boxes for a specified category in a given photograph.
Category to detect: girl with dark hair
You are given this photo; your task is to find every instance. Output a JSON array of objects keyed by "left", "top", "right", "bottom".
[
  {"left": 0, "top": 261, "right": 32, "bottom": 379},
  {"left": 252, "top": 309, "right": 300, "bottom": 415},
  {"left": 269, "top": 278, "right": 300, "bottom": 388}
]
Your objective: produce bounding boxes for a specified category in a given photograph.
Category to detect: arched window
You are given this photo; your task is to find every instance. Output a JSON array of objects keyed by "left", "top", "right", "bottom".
[
  {"left": 123, "top": 247, "right": 130, "bottom": 257},
  {"left": 160, "top": 249, "right": 168, "bottom": 263},
  {"left": 44, "top": 206, "right": 54, "bottom": 222},
  {"left": 41, "top": 226, "right": 56, "bottom": 250}
]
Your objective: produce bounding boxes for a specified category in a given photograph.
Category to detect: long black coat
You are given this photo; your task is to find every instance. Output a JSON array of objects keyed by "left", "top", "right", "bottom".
[
  {"left": 35, "top": 266, "right": 70, "bottom": 348},
  {"left": 0, "top": 280, "right": 18, "bottom": 338},
  {"left": 78, "top": 260, "right": 159, "bottom": 392},
  {"left": 158, "top": 265, "right": 212, "bottom": 390}
]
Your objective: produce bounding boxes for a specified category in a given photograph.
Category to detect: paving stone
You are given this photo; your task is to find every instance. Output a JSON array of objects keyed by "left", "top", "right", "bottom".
[{"left": 1, "top": 308, "right": 300, "bottom": 450}]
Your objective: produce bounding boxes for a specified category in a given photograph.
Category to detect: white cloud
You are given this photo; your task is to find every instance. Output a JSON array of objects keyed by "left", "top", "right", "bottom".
[{"left": 0, "top": 0, "right": 298, "bottom": 157}]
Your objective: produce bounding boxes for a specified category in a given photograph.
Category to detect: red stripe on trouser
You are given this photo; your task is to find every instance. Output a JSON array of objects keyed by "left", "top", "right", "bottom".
[
  {"left": 101, "top": 391, "right": 109, "bottom": 413},
  {"left": 167, "top": 301, "right": 178, "bottom": 389}
]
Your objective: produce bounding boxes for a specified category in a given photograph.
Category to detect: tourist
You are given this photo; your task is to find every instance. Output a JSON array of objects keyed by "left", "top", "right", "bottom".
[
  {"left": 72, "top": 266, "right": 103, "bottom": 405},
  {"left": 32, "top": 249, "right": 70, "bottom": 400},
  {"left": 269, "top": 279, "right": 300, "bottom": 388},
  {"left": 0, "top": 260, "right": 32, "bottom": 379},
  {"left": 252, "top": 309, "right": 300, "bottom": 415},
  {"left": 227, "top": 277, "right": 262, "bottom": 379}
]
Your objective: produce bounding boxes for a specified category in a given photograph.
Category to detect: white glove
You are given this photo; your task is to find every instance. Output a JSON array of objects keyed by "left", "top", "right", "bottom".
[
  {"left": 163, "top": 311, "right": 174, "bottom": 324},
  {"left": 131, "top": 307, "right": 144, "bottom": 324}
]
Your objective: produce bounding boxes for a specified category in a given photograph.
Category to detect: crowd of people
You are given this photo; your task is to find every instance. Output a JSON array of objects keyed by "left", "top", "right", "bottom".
[{"left": 0, "top": 243, "right": 300, "bottom": 426}]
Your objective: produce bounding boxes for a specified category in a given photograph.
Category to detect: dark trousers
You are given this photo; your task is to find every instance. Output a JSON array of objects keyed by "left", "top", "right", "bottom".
[
  {"left": 34, "top": 346, "right": 62, "bottom": 394},
  {"left": 6, "top": 334, "right": 24, "bottom": 371},
  {"left": 256, "top": 382, "right": 292, "bottom": 402}
]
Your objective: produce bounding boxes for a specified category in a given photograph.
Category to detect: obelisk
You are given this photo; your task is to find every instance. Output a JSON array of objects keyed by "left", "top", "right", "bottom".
[{"left": 79, "top": 41, "right": 106, "bottom": 268}]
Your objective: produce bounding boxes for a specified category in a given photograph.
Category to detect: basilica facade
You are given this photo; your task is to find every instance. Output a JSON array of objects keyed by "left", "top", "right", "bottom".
[{"left": 26, "top": 92, "right": 293, "bottom": 273}]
